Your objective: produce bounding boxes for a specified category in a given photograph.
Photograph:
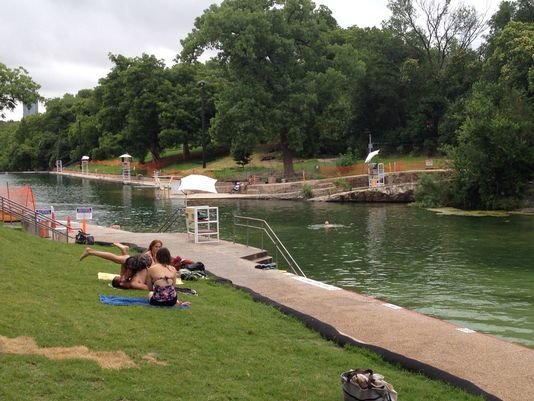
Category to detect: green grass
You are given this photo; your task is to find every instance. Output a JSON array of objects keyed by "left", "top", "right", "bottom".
[
  {"left": 64, "top": 146, "right": 446, "bottom": 181},
  {"left": 0, "top": 224, "right": 483, "bottom": 400},
  {"left": 64, "top": 163, "right": 122, "bottom": 175}
]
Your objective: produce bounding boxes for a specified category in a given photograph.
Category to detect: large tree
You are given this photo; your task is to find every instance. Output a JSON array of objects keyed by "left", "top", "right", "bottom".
[
  {"left": 159, "top": 61, "right": 221, "bottom": 161},
  {"left": 339, "top": 27, "right": 417, "bottom": 154},
  {"left": 180, "top": 0, "right": 354, "bottom": 177},
  {"left": 65, "top": 89, "right": 101, "bottom": 163},
  {"left": 384, "top": 0, "right": 487, "bottom": 152},
  {"left": 95, "top": 54, "right": 171, "bottom": 162},
  {"left": 0, "top": 62, "right": 41, "bottom": 119},
  {"left": 445, "top": 20, "right": 534, "bottom": 209},
  {"left": 386, "top": 0, "right": 486, "bottom": 74},
  {"left": 446, "top": 83, "right": 534, "bottom": 209}
]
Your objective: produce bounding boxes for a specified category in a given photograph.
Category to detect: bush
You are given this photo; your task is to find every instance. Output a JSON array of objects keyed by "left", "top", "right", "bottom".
[
  {"left": 334, "top": 178, "right": 351, "bottom": 191},
  {"left": 336, "top": 148, "right": 358, "bottom": 167},
  {"left": 414, "top": 173, "right": 451, "bottom": 208},
  {"left": 301, "top": 184, "right": 314, "bottom": 199}
]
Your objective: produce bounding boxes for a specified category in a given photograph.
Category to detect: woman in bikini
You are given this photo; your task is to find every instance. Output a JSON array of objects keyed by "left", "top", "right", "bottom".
[
  {"left": 147, "top": 247, "right": 190, "bottom": 307},
  {"left": 144, "top": 239, "right": 163, "bottom": 266},
  {"left": 79, "top": 243, "right": 152, "bottom": 290}
]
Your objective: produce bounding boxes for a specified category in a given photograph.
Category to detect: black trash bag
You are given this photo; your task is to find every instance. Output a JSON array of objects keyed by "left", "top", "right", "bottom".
[
  {"left": 75, "top": 230, "right": 94, "bottom": 245},
  {"left": 184, "top": 262, "right": 205, "bottom": 271}
]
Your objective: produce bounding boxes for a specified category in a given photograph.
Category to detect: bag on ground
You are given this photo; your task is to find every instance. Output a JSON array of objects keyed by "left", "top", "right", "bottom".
[
  {"left": 341, "top": 369, "right": 397, "bottom": 401},
  {"left": 185, "top": 261, "right": 205, "bottom": 271},
  {"left": 75, "top": 230, "right": 94, "bottom": 245}
]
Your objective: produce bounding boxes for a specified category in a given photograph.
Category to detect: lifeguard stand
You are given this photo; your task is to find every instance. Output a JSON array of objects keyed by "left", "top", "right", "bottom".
[
  {"left": 119, "top": 153, "right": 132, "bottom": 184},
  {"left": 81, "top": 155, "right": 90, "bottom": 175},
  {"left": 365, "top": 149, "right": 385, "bottom": 188},
  {"left": 55, "top": 160, "right": 63, "bottom": 173},
  {"left": 368, "top": 162, "right": 385, "bottom": 188}
]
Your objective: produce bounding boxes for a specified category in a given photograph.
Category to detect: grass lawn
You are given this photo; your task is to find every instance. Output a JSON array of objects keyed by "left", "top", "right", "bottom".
[
  {"left": 0, "top": 225, "right": 482, "bottom": 400},
  {"left": 64, "top": 144, "right": 445, "bottom": 182}
]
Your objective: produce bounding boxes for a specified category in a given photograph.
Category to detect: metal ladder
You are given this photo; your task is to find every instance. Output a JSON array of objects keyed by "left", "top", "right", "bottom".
[
  {"left": 233, "top": 215, "right": 306, "bottom": 277},
  {"left": 157, "top": 207, "right": 184, "bottom": 232}
]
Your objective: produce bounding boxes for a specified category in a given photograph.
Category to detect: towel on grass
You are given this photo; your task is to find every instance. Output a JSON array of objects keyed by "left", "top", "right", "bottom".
[
  {"left": 98, "top": 272, "right": 117, "bottom": 281},
  {"left": 98, "top": 272, "right": 184, "bottom": 285},
  {"left": 99, "top": 295, "right": 190, "bottom": 308}
]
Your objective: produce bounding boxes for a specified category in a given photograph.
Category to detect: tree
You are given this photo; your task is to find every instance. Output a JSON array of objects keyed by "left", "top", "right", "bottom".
[
  {"left": 159, "top": 62, "right": 221, "bottom": 160},
  {"left": 180, "top": 0, "right": 353, "bottom": 177},
  {"left": 0, "top": 62, "right": 41, "bottom": 119},
  {"left": 444, "top": 19, "right": 534, "bottom": 209},
  {"left": 446, "top": 83, "right": 534, "bottom": 209},
  {"left": 484, "top": 21, "right": 534, "bottom": 95},
  {"left": 0, "top": 121, "right": 19, "bottom": 169},
  {"left": 384, "top": 0, "right": 487, "bottom": 152},
  {"left": 484, "top": 1, "right": 534, "bottom": 58},
  {"left": 339, "top": 27, "right": 420, "bottom": 154},
  {"left": 233, "top": 145, "right": 252, "bottom": 168},
  {"left": 95, "top": 54, "right": 170, "bottom": 162},
  {"left": 66, "top": 89, "right": 101, "bottom": 163},
  {"left": 386, "top": 0, "right": 487, "bottom": 74}
]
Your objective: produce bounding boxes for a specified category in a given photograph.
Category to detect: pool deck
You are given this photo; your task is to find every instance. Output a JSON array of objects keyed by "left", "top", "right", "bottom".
[{"left": 79, "top": 222, "right": 533, "bottom": 401}]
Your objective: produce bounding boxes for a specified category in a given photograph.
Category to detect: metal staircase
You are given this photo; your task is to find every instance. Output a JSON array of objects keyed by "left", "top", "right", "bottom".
[
  {"left": 233, "top": 215, "right": 306, "bottom": 277},
  {"left": 157, "top": 208, "right": 184, "bottom": 232},
  {"left": 0, "top": 195, "right": 72, "bottom": 243}
]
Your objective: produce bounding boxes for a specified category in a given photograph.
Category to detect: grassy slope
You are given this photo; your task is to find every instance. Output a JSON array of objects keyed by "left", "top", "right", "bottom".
[
  {"left": 72, "top": 145, "right": 438, "bottom": 180},
  {"left": 0, "top": 225, "right": 482, "bottom": 401}
]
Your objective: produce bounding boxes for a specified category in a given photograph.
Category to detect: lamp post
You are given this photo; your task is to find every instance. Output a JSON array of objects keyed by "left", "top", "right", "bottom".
[
  {"left": 366, "top": 129, "right": 373, "bottom": 153},
  {"left": 198, "top": 80, "right": 207, "bottom": 169}
]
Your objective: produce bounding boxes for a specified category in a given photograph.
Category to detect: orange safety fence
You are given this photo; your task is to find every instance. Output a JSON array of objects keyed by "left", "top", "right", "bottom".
[
  {"left": 318, "top": 159, "right": 445, "bottom": 179},
  {"left": 0, "top": 184, "right": 36, "bottom": 222}
]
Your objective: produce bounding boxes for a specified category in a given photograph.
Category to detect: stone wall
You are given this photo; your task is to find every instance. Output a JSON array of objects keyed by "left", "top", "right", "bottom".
[{"left": 233, "top": 170, "right": 446, "bottom": 202}]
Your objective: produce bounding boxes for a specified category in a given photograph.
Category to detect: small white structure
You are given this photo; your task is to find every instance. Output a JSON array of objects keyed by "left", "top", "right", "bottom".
[
  {"left": 119, "top": 153, "right": 132, "bottom": 184},
  {"left": 185, "top": 206, "right": 219, "bottom": 243},
  {"left": 365, "top": 150, "right": 385, "bottom": 188},
  {"left": 81, "top": 156, "right": 90, "bottom": 175},
  {"left": 55, "top": 160, "right": 63, "bottom": 173}
]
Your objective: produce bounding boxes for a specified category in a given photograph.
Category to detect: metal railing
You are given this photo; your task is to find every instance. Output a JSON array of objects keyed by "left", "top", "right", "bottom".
[
  {"left": 233, "top": 215, "right": 306, "bottom": 277},
  {"left": 0, "top": 195, "right": 72, "bottom": 243},
  {"left": 158, "top": 207, "right": 184, "bottom": 232}
]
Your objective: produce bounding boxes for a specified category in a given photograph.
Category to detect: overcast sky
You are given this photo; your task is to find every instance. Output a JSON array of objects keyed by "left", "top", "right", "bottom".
[{"left": 1, "top": 0, "right": 497, "bottom": 121}]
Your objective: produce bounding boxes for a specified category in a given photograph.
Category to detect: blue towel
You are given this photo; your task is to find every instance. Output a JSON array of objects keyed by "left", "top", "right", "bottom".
[{"left": 99, "top": 295, "right": 190, "bottom": 308}]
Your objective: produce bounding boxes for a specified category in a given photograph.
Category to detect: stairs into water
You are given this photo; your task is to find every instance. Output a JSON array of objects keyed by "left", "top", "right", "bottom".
[{"left": 241, "top": 250, "right": 273, "bottom": 265}]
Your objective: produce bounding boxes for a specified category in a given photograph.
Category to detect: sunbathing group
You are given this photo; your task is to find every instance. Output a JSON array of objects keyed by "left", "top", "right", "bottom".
[{"left": 80, "top": 239, "right": 190, "bottom": 307}]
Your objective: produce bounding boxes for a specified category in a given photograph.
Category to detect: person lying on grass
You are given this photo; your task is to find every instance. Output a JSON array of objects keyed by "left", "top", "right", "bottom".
[
  {"left": 80, "top": 243, "right": 152, "bottom": 290},
  {"left": 147, "top": 247, "right": 191, "bottom": 307}
]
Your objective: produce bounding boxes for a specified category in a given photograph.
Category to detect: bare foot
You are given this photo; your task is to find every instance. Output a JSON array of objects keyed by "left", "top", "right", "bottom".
[
  {"left": 113, "top": 242, "right": 129, "bottom": 255},
  {"left": 178, "top": 301, "right": 191, "bottom": 307},
  {"left": 79, "top": 247, "right": 91, "bottom": 261}
]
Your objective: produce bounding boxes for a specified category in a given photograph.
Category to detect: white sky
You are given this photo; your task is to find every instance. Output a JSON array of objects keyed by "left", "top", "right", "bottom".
[{"left": 1, "top": 0, "right": 497, "bottom": 121}]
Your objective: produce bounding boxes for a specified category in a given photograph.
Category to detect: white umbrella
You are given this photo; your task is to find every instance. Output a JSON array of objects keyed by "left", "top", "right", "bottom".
[
  {"left": 364, "top": 149, "right": 380, "bottom": 163},
  {"left": 178, "top": 174, "right": 218, "bottom": 194}
]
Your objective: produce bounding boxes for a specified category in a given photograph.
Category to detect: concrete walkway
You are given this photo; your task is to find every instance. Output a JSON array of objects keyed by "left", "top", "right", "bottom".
[{"left": 80, "top": 222, "right": 533, "bottom": 401}]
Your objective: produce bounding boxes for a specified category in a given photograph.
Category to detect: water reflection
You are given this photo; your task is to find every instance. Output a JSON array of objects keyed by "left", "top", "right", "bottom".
[
  {"left": 1, "top": 173, "right": 533, "bottom": 348},
  {"left": 365, "top": 206, "right": 386, "bottom": 267}
]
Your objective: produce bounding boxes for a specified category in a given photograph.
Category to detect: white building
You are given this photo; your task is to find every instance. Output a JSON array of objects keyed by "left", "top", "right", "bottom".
[{"left": 22, "top": 102, "right": 39, "bottom": 117}]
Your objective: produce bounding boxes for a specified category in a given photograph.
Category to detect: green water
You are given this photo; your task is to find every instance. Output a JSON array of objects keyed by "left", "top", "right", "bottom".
[{"left": 2, "top": 173, "right": 533, "bottom": 347}]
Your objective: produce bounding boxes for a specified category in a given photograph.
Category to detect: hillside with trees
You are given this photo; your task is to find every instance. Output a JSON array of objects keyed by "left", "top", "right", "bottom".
[{"left": 0, "top": 0, "right": 532, "bottom": 209}]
